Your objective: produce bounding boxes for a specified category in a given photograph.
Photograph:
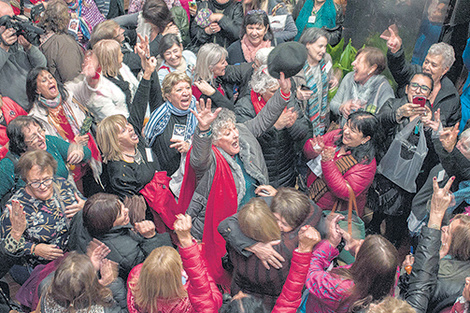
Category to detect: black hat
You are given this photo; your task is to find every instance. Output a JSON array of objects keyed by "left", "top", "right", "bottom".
[{"left": 267, "top": 42, "right": 308, "bottom": 79}]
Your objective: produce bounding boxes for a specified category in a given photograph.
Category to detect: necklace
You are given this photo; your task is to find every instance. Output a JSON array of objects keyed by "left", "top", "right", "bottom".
[{"left": 123, "top": 149, "right": 142, "bottom": 164}]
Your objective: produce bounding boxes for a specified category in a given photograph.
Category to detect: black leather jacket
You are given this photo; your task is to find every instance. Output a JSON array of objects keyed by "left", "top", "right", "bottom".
[{"left": 405, "top": 226, "right": 470, "bottom": 313}]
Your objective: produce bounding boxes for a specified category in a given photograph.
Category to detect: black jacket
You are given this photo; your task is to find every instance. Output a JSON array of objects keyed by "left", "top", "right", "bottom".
[
  {"left": 235, "top": 94, "right": 310, "bottom": 188},
  {"left": 387, "top": 47, "right": 461, "bottom": 127},
  {"left": 405, "top": 226, "right": 470, "bottom": 313},
  {"left": 189, "top": 0, "right": 243, "bottom": 50},
  {"left": 68, "top": 211, "right": 172, "bottom": 279}
]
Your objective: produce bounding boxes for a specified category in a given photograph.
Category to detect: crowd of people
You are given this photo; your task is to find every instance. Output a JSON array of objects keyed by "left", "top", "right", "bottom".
[{"left": 0, "top": 0, "right": 470, "bottom": 312}]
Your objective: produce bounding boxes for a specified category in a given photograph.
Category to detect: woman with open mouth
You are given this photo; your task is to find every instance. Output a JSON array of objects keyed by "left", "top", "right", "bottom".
[{"left": 330, "top": 46, "right": 394, "bottom": 127}]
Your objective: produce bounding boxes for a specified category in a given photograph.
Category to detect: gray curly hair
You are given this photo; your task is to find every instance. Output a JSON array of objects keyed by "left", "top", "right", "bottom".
[
  {"left": 250, "top": 66, "right": 279, "bottom": 95},
  {"left": 212, "top": 108, "right": 237, "bottom": 142},
  {"left": 428, "top": 42, "right": 455, "bottom": 69}
]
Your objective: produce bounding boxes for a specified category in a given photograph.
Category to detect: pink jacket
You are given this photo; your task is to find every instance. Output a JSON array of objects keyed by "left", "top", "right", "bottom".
[
  {"left": 305, "top": 240, "right": 354, "bottom": 313},
  {"left": 127, "top": 241, "right": 222, "bottom": 313},
  {"left": 304, "top": 129, "right": 376, "bottom": 217}
]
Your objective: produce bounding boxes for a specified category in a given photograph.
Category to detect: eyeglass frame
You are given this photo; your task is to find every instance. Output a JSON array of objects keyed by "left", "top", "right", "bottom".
[
  {"left": 27, "top": 177, "right": 54, "bottom": 189},
  {"left": 409, "top": 82, "right": 431, "bottom": 94}
]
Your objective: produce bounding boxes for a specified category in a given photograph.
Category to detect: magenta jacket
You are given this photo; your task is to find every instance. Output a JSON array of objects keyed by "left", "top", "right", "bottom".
[
  {"left": 305, "top": 240, "right": 354, "bottom": 313},
  {"left": 304, "top": 129, "right": 376, "bottom": 217}
]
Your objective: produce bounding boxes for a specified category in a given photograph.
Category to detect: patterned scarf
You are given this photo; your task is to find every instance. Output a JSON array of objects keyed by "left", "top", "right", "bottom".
[
  {"left": 240, "top": 35, "right": 271, "bottom": 63},
  {"left": 304, "top": 59, "right": 329, "bottom": 136},
  {"left": 38, "top": 94, "right": 61, "bottom": 109},
  {"left": 144, "top": 96, "right": 198, "bottom": 146},
  {"left": 308, "top": 154, "right": 357, "bottom": 202}
]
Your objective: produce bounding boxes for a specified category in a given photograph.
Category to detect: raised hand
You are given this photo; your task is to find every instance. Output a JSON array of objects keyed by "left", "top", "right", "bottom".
[
  {"left": 326, "top": 213, "right": 344, "bottom": 247},
  {"left": 421, "top": 107, "right": 440, "bottom": 130},
  {"left": 440, "top": 122, "right": 459, "bottom": 153},
  {"left": 297, "top": 225, "right": 321, "bottom": 253},
  {"left": 274, "top": 107, "right": 297, "bottom": 130},
  {"left": 190, "top": 98, "right": 222, "bottom": 131},
  {"left": 98, "top": 259, "right": 118, "bottom": 286},
  {"left": 310, "top": 135, "right": 326, "bottom": 155},
  {"left": 428, "top": 176, "right": 455, "bottom": 230},
  {"left": 278, "top": 72, "right": 291, "bottom": 95},
  {"left": 134, "top": 220, "right": 156, "bottom": 238},
  {"left": 87, "top": 238, "right": 111, "bottom": 271},
  {"left": 8, "top": 200, "right": 26, "bottom": 241},
  {"left": 135, "top": 33, "right": 150, "bottom": 60},
  {"left": 173, "top": 214, "right": 193, "bottom": 248},
  {"left": 380, "top": 25, "right": 402, "bottom": 54}
]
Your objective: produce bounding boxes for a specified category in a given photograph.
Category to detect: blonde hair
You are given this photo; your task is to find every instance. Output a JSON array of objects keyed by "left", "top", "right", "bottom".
[
  {"left": 367, "top": 296, "right": 415, "bottom": 313},
  {"left": 449, "top": 214, "right": 470, "bottom": 261},
  {"left": 96, "top": 114, "right": 129, "bottom": 163},
  {"left": 239, "top": 198, "right": 281, "bottom": 243},
  {"left": 93, "top": 39, "right": 122, "bottom": 77},
  {"left": 193, "top": 43, "right": 228, "bottom": 85},
  {"left": 89, "top": 20, "right": 120, "bottom": 48},
  {"left": 130, "top": 247, "right": 187, "bottom": 313},
  {"left": 161, "top": 72, "right": 192, "bottom": 101}
]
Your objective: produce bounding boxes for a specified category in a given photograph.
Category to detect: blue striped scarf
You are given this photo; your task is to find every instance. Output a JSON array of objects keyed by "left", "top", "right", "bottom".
[
  {"left": 144, "top": 96, "right": 198, "bottom": 146},
  {"left": 305, "top": 59, "right": 329, "bottom": 136}
]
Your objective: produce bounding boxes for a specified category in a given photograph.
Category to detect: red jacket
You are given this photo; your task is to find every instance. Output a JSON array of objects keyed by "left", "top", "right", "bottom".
[
  {"left": 0, "top": 97, "right": 27, "bottom": 159},
  {"left": 272, "top": 249, "right": 312, "bottom": 313},
  {"left": 127, "top": 241, "right": 222, "bottom": 313},
  {"left": 304, "top": 129, "right": 376, "bottom": 217}
]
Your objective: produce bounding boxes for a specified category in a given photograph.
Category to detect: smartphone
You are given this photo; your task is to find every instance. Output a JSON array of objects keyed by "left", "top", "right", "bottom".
[
  {"left": 412, "top": 95, "right": 426, "bottom": 107},
  {"left": 300, "top": 84, "right": 310, "bottom": 91}
]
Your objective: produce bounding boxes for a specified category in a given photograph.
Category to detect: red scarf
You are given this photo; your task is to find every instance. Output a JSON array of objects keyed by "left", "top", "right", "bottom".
[
  {"left": 240, "top": 35, "right": 271, "bottom": 63},
  {"left": 177, "top": 146, "right": 237, "bottom": 288}
]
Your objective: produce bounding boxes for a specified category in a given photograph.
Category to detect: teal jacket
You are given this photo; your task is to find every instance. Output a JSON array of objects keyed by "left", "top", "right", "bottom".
[{"left": 0, "top": 135, "right": 91, "bottom": 202}]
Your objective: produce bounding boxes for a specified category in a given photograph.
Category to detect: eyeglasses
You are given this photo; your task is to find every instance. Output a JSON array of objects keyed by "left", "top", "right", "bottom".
[
  {"left": 27, "top": 178, "right": 54, "bottom": 189},
  {"left": 24, "top": 128, "right": 45, "bottom": 145},
  {"left": 409, "top": 82, "right": 431, "bottom": 93}
]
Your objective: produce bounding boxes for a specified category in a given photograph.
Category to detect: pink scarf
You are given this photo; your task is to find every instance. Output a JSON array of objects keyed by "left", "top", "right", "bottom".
[{"left": 240, "top": 35, "right": 271, "bottom": 63}]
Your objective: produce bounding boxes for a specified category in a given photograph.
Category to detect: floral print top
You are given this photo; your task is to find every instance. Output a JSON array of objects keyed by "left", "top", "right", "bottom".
[{"left": 0, "top": 177, "right": 85, "bottom": 267}]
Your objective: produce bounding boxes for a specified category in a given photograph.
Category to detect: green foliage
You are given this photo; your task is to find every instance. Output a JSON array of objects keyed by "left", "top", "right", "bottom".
[{"left": 326, "top": 38, "right": 358, "bottom": 100}]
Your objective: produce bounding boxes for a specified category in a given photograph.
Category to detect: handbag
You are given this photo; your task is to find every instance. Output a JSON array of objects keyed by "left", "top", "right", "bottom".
[
  {"left": 322, "top": 182, "right": 365, "bottom": 264},
  {"left": 377, "top": 118, "right": 428, "bottom": 193}
]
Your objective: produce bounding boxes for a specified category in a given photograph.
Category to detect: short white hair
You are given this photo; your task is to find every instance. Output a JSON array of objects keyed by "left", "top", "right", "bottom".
[
  {"left": 428, "top": 42, "right": 455, "bottom": 69},
  {"left": 250, "top": 66, "right": 279, "bottom": 94}
]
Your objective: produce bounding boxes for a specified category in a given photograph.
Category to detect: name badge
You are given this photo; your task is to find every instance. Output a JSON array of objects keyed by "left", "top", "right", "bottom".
[
  {"left": 145, "top": 148, "right": 154, "bottom": 163},
  {"left": 308, "top": 15, "right": 316, "bottom": 24}
]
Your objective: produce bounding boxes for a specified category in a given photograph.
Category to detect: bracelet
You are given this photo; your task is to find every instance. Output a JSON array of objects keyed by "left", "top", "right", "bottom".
[
  {"left": 198, "top": 127, "right": 212, "bottom": 138},
  {"left": 428, "top": 223, "right": 441, "bottom": 230},
  {"left": 31, "top": 244, "right": 37, "bottom": 256}
]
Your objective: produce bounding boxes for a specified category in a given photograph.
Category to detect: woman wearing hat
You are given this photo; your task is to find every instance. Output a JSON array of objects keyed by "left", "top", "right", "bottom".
[{"left": 235, "top": 66, "right": 310, "bottom": 188}]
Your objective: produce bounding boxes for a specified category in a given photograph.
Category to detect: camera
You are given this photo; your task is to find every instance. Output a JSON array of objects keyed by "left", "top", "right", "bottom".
[{"left": 0, "top": 15, "right": 44, "bottom": 46}]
